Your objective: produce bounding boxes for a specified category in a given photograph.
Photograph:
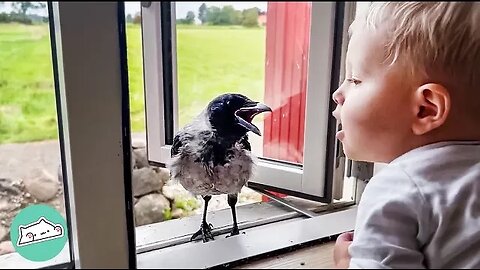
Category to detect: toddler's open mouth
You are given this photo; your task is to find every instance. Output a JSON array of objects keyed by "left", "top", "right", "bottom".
[{"left": 336, "top": 123, "right": 345, "bottom": 140}]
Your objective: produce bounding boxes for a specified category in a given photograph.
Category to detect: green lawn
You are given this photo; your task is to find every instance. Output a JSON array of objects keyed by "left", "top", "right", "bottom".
[{"left": 0, "top": 23, "right": 265, "bottom": 144}]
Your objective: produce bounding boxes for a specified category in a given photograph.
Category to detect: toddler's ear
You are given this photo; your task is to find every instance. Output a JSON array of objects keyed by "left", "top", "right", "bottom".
[{"left": 411, "top": 83, "right": 450, "bottom": 135}]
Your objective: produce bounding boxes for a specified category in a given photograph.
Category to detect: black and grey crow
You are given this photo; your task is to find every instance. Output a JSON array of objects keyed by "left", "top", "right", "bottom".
[{"left": 168, "top": 93, "right": 272, "bottom": 242}]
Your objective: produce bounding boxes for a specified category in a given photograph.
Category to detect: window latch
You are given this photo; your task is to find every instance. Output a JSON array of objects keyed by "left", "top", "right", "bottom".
[{"left": 347, "top": 160, "right": 373, "bottom": 183}]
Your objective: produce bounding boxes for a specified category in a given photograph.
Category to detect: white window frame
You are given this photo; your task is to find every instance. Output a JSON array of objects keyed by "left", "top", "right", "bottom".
[
  {"left": 36, "top": 2, "right": 135, "bottom": 268},
  {"left": 142, "top": 1, "right": 346, "bottom": 201}
]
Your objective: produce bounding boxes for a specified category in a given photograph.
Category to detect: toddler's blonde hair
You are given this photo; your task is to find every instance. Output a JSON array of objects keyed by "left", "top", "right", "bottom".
[{"left": 352, "top": 2, "right": 480, "bottom": 113}]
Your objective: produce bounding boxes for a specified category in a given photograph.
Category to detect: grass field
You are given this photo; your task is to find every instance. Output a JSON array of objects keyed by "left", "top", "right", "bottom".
[{"left": 0, "top": 23, "right": 265, "bottom": 144}]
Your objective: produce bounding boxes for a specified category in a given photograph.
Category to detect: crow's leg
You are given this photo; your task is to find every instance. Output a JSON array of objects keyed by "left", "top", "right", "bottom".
[
  {"left": 226, "top": 193, "right": 240, "bottom": 237},
  {"left": 191, "top": 195, "right": 214, "bottom": 242}
]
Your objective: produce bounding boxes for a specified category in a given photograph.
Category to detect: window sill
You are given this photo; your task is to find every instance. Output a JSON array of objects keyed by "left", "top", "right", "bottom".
[
  {"left": 137, "top": 206, "right": 356, "bottom": 268},
  {"left": 0, "top": 243, "right": 71, "bottom": 269},
  {"left": 135, "top": 196, "right": 353, "bottom": 253}
]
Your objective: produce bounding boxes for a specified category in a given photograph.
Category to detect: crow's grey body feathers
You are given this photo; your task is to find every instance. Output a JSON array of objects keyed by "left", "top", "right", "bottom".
[{"left": 169, "top": 109, "right": 254, "bottom": 196}]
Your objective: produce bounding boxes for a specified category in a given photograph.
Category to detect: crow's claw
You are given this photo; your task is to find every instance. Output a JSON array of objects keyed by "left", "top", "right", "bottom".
[
  {"left": 226, "top": 226, "right": 240, "bottom": 238},
  {"left": 191, "top": 221, "right": 215, "bottom": 243}
]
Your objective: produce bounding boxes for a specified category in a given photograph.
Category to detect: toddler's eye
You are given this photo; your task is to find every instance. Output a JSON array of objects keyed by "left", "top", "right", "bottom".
[{"left": 347, "top": 78, "right": 361, "bottom": 85}]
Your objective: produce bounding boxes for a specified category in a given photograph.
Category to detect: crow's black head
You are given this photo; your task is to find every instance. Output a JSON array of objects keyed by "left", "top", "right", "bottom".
[{"left": 207, "top": 93, "right": 272, "bottom": 138}]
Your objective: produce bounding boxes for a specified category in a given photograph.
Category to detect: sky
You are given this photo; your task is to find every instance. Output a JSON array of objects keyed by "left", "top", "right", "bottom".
[{"left": 0, "top": 2, "right": 267, "bottom": 19}]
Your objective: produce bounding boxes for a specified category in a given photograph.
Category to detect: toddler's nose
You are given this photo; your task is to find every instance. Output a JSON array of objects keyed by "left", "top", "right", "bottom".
[{"left": 332, "top": 89, "right": 345, "bottom": 105}]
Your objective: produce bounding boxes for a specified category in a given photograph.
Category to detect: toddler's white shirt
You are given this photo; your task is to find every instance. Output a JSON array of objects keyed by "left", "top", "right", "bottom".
[{"left": 349, "top": 141, "right": 480, "bottom": 269}]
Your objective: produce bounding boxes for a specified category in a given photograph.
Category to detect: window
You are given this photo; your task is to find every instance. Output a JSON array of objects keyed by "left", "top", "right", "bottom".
[
  {"left": 1, "top": 2, "right": 374, "bottom": 268},
  {"left": 143, "top": 2, "right": 343, "bottom": 203},
  {"left": 138, "top": 1, "right": 365, "bottom": 267},
  {"left": 131, "top": 1, "right": 359, "bottom": 236},
  {"left": 0, "top": 2, "right": 71, "bottom": 268}
]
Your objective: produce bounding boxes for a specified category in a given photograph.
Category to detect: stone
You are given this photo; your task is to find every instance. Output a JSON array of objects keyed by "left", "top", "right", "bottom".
[
  {"left": 161, "top": 181, "right": 193, "bottom": 201},
  {"left": 134, "top": 193, "right": 170, "bottom": 226},
  {"left": 0, "top": 241, "right": 15, "bottom": 256},
  {"left": 132, "top": 167, "right": 165, "bottom": 197},
  {"left": 156, "top": 167, "right": 170, "bottom": 183},
  {"left": 0, "top": 178, "right": 22, "bottom": 197},
  {"left": 0, "top": 209, "right": 20, "bottom": 231},
  {"left": 23, "top": 168, "right": 60, "bottom": 202},
  {"left": 0, "top": 179, "right": 24, "bottom": 225},
  {"left": 0, "top": 226, "right": 8, "bottom": 242},
  {"left": 47, "top": 197, "right": 66, "bottom": 216},
  {"left": 132, "top": 148, "right": 149, "bottom": 169},
  {"left": 0, "top": 199, "right": 14, "bottom": 212},
  {"left": 132, "top": 139, "right": 146, "bottom": 149}
]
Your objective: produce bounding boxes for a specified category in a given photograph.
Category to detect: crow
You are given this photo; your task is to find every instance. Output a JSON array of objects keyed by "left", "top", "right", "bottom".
[{"left": 168, "top": 93, "right": 272, "bottom": 242}]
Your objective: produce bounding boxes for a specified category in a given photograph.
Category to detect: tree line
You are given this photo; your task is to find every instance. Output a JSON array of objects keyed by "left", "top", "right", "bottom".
[
  {"left": 0, "top": 2, "right": 47, "bottom": 24},
  {"left": 128, "top": 3, "right": 264, "bottom": 28},
  {"left": 184, "top": 3, "right": 262, "bottom": 27}
]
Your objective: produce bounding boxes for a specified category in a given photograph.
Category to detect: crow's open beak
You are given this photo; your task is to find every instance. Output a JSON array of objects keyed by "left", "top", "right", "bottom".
[{"left": 235, "top": 103, "right": 272, "bottom": 136}]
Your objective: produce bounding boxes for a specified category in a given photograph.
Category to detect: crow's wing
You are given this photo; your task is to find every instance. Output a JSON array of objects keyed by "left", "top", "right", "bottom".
[
  {"left": 171, "top": 133, "right": 183, "bottom": 158},
  {"left": 171, "top": 109, "right": 211, "bottom": 159}
]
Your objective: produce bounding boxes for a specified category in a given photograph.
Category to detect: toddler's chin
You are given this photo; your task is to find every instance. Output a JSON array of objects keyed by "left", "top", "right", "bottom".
[{"left": 343, "top": 143, "right": 370, "bottom": 162}]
